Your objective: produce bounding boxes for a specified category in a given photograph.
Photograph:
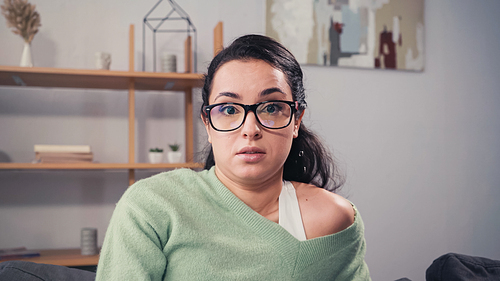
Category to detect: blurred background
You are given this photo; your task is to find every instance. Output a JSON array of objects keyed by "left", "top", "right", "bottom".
[{"left": 0, "top": 1, "right": 499, "bottom": 280}]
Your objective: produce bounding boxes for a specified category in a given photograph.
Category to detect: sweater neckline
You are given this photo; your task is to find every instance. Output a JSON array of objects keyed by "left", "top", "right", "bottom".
[{"left": 205, "top": 167, "right": 361, "bottom": 243}]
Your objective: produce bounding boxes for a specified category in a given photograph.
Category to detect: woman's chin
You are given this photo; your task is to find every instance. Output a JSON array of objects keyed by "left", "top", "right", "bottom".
[{"left": 234, "top": 166, "right": 282, "bottom": 183}]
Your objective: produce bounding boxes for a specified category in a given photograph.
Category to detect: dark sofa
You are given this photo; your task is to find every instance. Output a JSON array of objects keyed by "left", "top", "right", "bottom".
[{"left": 1, "top": 252, "right": 499, "bottom": 280}]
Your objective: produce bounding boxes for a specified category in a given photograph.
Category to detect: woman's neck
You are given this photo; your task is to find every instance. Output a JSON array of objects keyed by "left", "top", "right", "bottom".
[{"left": 214, "top": 166, "right": 282, "bottom": 219}]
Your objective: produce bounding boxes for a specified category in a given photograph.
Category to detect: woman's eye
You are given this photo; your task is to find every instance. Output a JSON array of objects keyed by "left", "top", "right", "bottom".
[
  {"left": 219, "top": 105, "right": 238, "bottom": 115},
  {"left": 263, "top": 104, "right": 281, "bottom": 114}
]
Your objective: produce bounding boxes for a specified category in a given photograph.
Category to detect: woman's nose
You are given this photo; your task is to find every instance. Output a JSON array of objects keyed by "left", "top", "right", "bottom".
[{"left": 240, "top": 111, "right": 262, "bottom": 138}]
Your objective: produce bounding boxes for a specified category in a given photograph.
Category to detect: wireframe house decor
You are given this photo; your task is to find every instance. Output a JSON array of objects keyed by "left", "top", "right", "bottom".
[
  {"left": 266, "top": 0, "right": 424, "bottom": 71},
  {"left": 143, "top": 0, "right": 197, "bottom": 73}
]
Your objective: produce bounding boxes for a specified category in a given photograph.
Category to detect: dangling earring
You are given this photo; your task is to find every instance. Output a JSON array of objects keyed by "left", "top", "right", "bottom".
[{"left": 298, "top": 150, "right": 306, "bottom": 173}]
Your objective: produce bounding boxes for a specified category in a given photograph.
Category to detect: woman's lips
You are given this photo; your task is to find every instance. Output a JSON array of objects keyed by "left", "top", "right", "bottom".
[{"left": 236, "top": 147, "right": 266, "bottom": 162}]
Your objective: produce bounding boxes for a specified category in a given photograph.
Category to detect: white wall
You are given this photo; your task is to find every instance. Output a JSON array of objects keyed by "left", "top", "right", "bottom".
[{"left": 1, "top": 1, "right": 499, "bottom": 280}]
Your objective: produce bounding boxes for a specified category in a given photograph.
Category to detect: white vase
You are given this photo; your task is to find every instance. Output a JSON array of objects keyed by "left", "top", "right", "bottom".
[
  {"left": 167, "top": 151, "right": 182, "bottom": 163},
  {"left": 20, "top": 42, "right": 33, "bottom": 67},
  {"left": 95, "top": 52, "right": 112, "bottom": 70},
  {"left": 148, "top": 152, "right": 164, "bottom": 164}
]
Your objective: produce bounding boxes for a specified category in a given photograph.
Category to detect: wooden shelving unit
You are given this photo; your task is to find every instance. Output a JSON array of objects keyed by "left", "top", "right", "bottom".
[
  {"left": 0, "top": 22, "right": 223, "bottom": 266},
  {"left": 0, "top": 64, "right": 205, "bottom": 181},
  {"left": 0, "top": 24, "right": 210, "bottom": 185}
]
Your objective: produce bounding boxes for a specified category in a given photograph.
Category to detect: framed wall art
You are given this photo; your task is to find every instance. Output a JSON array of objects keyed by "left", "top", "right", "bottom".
[{"left": 266, "top": 0, "right": 425, "bottom": 71}]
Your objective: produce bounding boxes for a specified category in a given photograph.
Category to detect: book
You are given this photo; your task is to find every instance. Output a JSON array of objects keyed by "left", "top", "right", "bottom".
[
  {"left": 35, "top": 152, "right": 94, "bottom": 163},
  {"left": 34, "top": 145, "right": 92, "bottom": 153},
  {"left": 0, "top": 247, "right": 40, "bottom": 260},
  {"left": 37, "top": 158, "right": 94, "bottom": 163},
  {"left": 35, "top": 152, "right": 93, "bottom": 160}
]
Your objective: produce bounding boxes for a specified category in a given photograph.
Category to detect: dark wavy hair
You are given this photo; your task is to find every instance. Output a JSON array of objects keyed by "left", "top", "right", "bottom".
[{"left": 201, "top": 34, "right": 344, "bottom": 192}]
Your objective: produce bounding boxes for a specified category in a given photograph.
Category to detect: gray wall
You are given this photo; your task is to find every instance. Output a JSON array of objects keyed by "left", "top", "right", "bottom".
[{"left": 1, "top": 1, "right": 499, "bottom": 280}]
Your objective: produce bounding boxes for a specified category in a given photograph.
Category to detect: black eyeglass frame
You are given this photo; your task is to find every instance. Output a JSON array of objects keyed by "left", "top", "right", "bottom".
[{"left": 203, "top": 100, "right": 298, "bottom": 132}]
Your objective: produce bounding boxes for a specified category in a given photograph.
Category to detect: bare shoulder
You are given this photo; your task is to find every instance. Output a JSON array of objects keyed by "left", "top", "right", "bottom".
[{"left": 292, "top": 182, "right": 355, "bottom": 239}]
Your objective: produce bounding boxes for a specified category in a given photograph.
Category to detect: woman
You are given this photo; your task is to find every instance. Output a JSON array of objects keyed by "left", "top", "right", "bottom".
[{"left": 96, "top": 35, "right": 370, "bottom": 280}]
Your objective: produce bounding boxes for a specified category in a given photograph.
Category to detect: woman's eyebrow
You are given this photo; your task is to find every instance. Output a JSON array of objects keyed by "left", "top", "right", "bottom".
[
  {"left": 213, "top": 92, "right": 241, "bottom": 102},
  {"left": 260, "top": 87, "right": 286, "bottom": 97},
  {"left": 213, "top": 87, "right": 285, "bottom": 102}
]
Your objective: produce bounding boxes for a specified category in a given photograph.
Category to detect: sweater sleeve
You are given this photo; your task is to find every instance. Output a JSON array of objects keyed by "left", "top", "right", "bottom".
[
  {"left": 334, "top": 206, "right": 371, "bottom": 281},
  {"left": 96, "top": 195, "right": 167, "bottom": 281}
]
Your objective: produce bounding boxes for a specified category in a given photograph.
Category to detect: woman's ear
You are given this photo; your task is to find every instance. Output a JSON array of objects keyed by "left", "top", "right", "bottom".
[
  {"left": 201, "top": 113, "right": 208, "bottom": 126},
  {"left": 201, "top": 114, "right": 212, "bottom": 143},
  {"left": 293, "top": 110, "right": 305, "bottom": 138}
]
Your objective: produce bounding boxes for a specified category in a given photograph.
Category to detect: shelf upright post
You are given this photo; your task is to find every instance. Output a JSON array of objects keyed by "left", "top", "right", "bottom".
[
  {"left": 185, "top": 87, "right": 193, "bottom": 163},
  {"left": 183, "top": 32, "right": 194, "bottom": 162},
  {"left": 184, "top": 36, "right": 192, "bottom": 73},
  {"left": 128, "top": 24, "right": 136, "bottom": 186},
  {"left": 214, "top": 22, "right": 223, "bottom": 57}
]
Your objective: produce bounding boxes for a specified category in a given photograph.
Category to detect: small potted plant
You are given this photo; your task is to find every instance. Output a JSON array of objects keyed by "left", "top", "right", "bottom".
[
  {"left": 167, "top": 143, "right": 182, "bottom": 163},
  {"left": 148, "top": 147, "right": 164, "bottom": 164}
]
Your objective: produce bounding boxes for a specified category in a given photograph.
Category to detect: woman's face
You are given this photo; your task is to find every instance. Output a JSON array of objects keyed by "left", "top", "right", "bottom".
[{"left": 203, "top": 59, "right": 303, "bottom": 186}]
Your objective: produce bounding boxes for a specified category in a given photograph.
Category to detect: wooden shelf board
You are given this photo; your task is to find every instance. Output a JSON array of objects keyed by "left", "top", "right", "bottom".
[
  {"left": 0, "top": 65, "right": 204, "bottom": 91},
  {"left": 0, "top": 248, "right": 99, "bottom": 267},
  {"left": 0, "top": 162, "right": 204, "bottom": 170}
]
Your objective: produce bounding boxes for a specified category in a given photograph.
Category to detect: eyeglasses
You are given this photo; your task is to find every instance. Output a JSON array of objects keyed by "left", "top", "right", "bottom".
[{"left": 203, "top": 100, "right": 298, "bottom": 132}]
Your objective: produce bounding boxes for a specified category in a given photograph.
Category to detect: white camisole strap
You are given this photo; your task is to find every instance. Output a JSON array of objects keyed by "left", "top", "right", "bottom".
[{"left": 278, "top": 181, "right": 307, "bottom": 241}]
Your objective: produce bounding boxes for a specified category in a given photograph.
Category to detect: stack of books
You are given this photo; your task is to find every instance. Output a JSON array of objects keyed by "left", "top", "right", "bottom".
[{"left": 34, "top": 145, "right": 93, "bottom": 163}]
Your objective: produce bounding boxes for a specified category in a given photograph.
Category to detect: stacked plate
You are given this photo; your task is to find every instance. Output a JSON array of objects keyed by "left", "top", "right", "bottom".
[
  {"left": 81, "top": 228, "right": 98, "bottom": 255},
  {"left": 161, "top": 53, "right": 177, "bottom": 73}
]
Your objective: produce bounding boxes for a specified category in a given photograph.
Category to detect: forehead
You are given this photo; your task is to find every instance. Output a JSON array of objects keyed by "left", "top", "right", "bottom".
[{"left": 210, "top": 59, "right": 292, "bottom": 102}]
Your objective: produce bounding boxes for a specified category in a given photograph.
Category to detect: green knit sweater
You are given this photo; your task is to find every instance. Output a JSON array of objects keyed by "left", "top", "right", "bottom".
[{"left": 96, "top": 168, "right": 370, "bottom": 280}]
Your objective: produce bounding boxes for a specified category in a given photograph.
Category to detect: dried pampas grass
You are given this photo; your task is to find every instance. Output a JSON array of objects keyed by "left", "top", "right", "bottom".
[{"left": 1, "top": 0, "right": 41, "bottom": 43}]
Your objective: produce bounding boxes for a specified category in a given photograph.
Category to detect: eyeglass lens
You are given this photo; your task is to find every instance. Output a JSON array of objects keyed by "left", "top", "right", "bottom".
[{"left": 209, "top": 101, "right": 293, "bottom": 131}]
